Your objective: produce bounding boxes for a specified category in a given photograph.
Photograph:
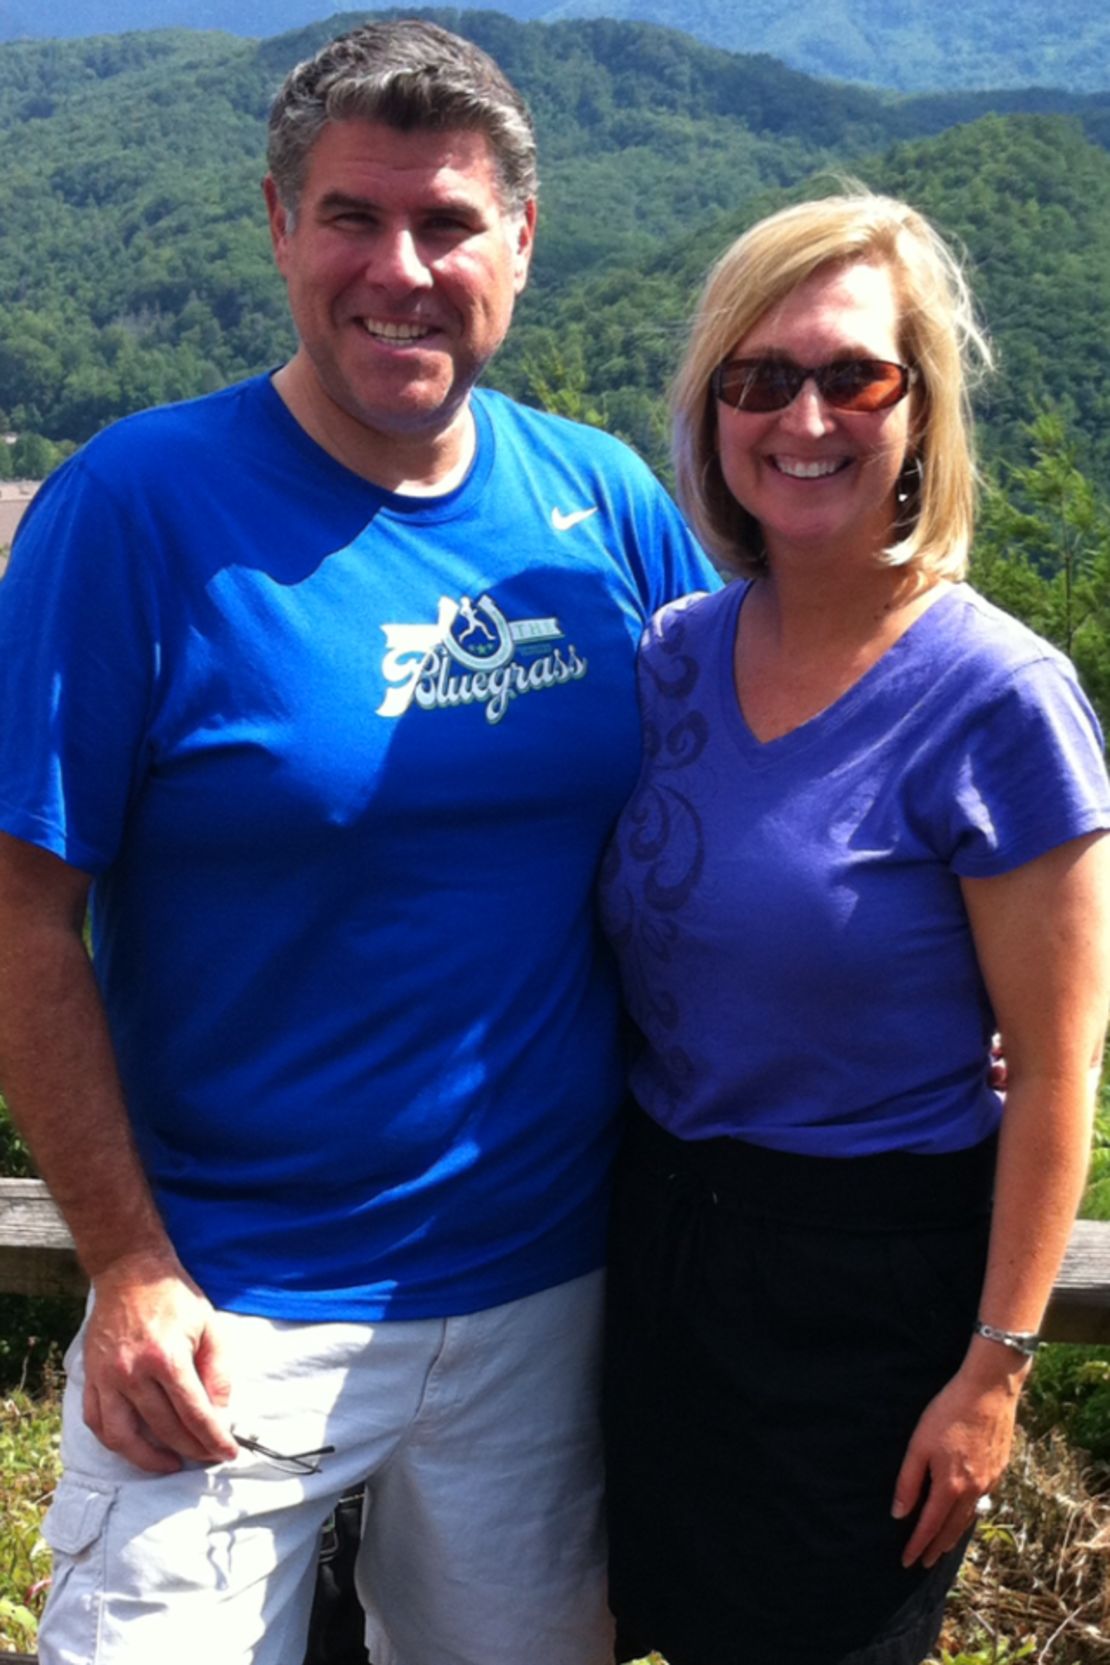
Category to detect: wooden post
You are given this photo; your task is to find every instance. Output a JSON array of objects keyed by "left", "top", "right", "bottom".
[
  {"left": 1042, "top": 1218, "right": 1110, "bottom": 1342},
  {"left": 0, "top": 1178, "right": 85, "bottom": 1298}
]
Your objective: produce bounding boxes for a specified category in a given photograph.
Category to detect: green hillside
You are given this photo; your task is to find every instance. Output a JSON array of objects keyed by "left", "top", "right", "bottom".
[
  {"left": 4, "top": 1, "right": 1110, "bottom": 95},
  {"left": 496, "top": 112, "right": 1110, "bottom": 481},
  {"left": 544, "top": 0, "right": 1110, "bottom": 94},
  {"left": 2, "top": 12, "right": 1110, "bottom": 494}
]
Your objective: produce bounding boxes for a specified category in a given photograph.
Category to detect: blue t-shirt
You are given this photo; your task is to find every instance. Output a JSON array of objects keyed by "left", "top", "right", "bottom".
[
  {"left": 600, "top": 581, "right": 1110, "bottom": 1156},
  {"left": 0, "top": 375, "right": 716, "bottom": 1319}
]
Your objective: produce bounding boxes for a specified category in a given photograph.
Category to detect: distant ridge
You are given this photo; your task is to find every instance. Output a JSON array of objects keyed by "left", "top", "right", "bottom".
[
  {"left": 2, "top": 9, "right": 1110, "bottom": 490},
  {"left": 0, "top": 2, "right": 329, "bottom": 41},
  {"left": 1, "top": 0, "right": 1108, "bottom": 92}
]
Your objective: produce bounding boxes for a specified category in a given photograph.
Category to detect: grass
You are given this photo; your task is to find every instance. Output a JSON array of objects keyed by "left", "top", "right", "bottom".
[
  {"left": 0, "top": 1400, "right": 1108, "bottom": 1661},
  {"left": 932, "top": 1426, "right": 1110, "bottom": 1665},
  {"left": 0, "top": 1365, "right": 62, "bottom": 1657}
]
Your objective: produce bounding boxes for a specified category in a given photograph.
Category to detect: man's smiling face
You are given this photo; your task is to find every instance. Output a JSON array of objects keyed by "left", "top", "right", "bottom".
[{"left": 265, "top": 118, "right": 535, "bottom": 472}]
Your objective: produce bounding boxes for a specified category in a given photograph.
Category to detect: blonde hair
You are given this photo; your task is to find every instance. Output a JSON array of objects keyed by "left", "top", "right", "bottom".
[{"left": 671, "top": 191, "right": 992, "bottom": 578}]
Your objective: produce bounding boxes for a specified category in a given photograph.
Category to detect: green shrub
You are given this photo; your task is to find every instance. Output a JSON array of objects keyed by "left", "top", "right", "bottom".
[
  {"left": 0, "top": 1297, "right": 81, "bottom": 1395},
  {"left": 1082, "top": 1108, "right": 1110, "bottom": 1221},
  {"left": 0, "top": 1380, "right": 63, "bottom": 1653},
  {"left": 934, "top": 1644, "right": 1035, "bottom": 1665},
  {"left": 1022, "top": 1343, "right": 1110, "bottom": 1460},
  {"left": 0, "top": 1091, "right": 33, "bottom": 1178}
]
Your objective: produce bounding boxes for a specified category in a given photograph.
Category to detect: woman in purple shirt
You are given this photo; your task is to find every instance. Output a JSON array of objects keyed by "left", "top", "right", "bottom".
[{"left": 599, "top": 193, "right": 1110, "bottom": 1665}]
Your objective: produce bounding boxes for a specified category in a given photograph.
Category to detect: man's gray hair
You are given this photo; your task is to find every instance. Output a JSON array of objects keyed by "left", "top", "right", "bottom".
[{"left": 267, "top": 19, "right": 538, "bottom": 216}]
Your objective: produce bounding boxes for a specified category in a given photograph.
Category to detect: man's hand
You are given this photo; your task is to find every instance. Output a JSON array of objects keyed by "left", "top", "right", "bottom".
[
  {"left": 83, "top": 1251, "right": 239, "bottom": 1474},
  {"left": 890, "top": 1350, "right": 1026, "bottom": 1568}
]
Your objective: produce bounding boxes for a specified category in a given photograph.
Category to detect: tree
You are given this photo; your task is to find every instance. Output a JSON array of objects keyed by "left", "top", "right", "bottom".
[
  {"left": 517, "top": 332, "right": 607, "bottom": 428},
  {"left": 9, "top": 432, "right": 55, "bottom": 479},
  {"left": 972, "top": 409, "right": 1110, "bottom": 732}
]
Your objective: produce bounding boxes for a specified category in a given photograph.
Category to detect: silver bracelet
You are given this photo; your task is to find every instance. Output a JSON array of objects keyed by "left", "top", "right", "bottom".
[{"left": 974, "top": 1320, "right": 1040, "bottom": 1359}]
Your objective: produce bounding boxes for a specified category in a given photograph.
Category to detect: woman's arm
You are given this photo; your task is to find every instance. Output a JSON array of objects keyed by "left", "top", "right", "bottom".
[{"left": 893, "top": 829, "right": 1110, "bottom": 1568}]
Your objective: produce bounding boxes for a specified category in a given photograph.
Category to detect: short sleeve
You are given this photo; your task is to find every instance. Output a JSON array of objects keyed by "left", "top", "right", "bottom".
[
  {"left": 0, "top": 454, "right": 159, "bottom": 872},
  {"left": 944, "top": 656, "right": 1110, "bottom": 876},
  {"left": 604, "top": 442, "right": 720, "bottom": 615},
  {"left": 645, "top": 489, "right": 721, "bottom": 614}
]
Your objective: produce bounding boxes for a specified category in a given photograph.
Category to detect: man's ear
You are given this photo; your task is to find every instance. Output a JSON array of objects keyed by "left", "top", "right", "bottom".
[
  {"left": 512, "top": 198, "right": 537, "bottom": 296},
  {"left": 262, "top": 175, "right": 290, "bottom": 271}
]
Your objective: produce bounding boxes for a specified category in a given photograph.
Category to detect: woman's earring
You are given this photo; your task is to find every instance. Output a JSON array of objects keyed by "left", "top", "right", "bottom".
[{"left": 896, "top": 455, "right": 923, "bottom": 507}]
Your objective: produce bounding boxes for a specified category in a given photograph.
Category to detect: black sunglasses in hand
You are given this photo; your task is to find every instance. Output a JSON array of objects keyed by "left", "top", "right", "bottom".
[
  {"left": 712, "top": 356, "right": 918, "bottom": 414},
  {"left": 233, "top": 1431, "right": 336, "bottom": 1476}
]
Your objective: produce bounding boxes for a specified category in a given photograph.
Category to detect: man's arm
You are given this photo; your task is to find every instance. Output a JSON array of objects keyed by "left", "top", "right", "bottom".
[{"left": 0, "top": 831, "right": 238, "bottom": 1472}]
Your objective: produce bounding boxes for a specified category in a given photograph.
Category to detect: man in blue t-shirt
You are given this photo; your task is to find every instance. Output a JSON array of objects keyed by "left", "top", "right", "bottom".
[{"left": 0, "top": 21, "right": 713, "bottom": 1665}]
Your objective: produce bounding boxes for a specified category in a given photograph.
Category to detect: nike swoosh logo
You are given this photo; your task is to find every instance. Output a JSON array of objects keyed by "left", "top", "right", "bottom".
[{"left": 550, "top": 507, "right": 599, "bottom": 532}]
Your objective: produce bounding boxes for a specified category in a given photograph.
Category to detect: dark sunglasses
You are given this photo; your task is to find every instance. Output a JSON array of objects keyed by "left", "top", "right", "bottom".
[
  {"left": 712, "top": 356, "right": 918, "bottom": 414},
  {"left": 233, "top": 1432, "right": 336, "bottom": 1475}
]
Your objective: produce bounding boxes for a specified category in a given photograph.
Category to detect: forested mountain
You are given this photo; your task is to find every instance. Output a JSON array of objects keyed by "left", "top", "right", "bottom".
[
  {"left": 491, "top": 111, "right": 1110, "bottom": 485},
  {"left": 484, "top": 52, "right": 1110, "bottom": 716},
  {"left": 2, "top": 0, "right": 1108, "bottom": 93},
  {"left": 538, "top": 0, "right": 1110, "bottom": 94},
  {"left": 0, "top": 0, "right": 326, "bottom": 40},
  {"left": 2, "top": 10, "right": 1110, "bottom": 493}
]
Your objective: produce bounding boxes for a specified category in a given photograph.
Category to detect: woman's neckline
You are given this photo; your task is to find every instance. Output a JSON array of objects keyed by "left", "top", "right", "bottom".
[{"left": 728, "top": 576, "right": 959, "bottom": 750}]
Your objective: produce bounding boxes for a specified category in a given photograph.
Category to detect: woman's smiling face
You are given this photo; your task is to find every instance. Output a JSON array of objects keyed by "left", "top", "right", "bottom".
[{"left": 715, "top": 260, "right": 915, "bottom": 570}]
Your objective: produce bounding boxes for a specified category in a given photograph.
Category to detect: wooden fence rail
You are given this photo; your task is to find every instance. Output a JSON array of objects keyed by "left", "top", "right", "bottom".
[
  {"left": 3, "top": 1175, "right": 1110, "bottom": 1339},
  {"left": 0, "top": 1179, "right": 85, "bottom": 1300}
]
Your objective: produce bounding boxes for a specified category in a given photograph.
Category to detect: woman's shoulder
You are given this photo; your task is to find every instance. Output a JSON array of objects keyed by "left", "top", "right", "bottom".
[
  {"left": 926, "top": 582, "right": 1106, "bottom": 779},
  {"left": 642, "top": 580, "right": 741, "bottom": 661},
  {"left": 937, "top": 584, "right": 1074, "bottom": 682}
]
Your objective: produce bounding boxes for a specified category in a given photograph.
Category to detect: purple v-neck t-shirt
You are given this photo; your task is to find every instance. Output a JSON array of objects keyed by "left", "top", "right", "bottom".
[{"left": 599, "top": 581, "right": 1110, "bottom": 1156}]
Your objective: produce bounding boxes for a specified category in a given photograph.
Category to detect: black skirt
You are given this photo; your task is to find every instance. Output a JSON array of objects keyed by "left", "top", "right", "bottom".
[{"left": 604, "top": 1112, "right": 996, "bottom": 1665}]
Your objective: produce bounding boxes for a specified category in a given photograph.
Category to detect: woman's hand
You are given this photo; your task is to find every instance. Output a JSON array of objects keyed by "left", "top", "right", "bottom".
[{"left": 891, "top": 1341, "right": 1029, "bottom": 1567}]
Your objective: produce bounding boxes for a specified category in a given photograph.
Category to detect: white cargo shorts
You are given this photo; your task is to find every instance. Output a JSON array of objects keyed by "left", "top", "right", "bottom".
[{"left": 37, "top": 1270, "right": 612, "bottom": 1665}]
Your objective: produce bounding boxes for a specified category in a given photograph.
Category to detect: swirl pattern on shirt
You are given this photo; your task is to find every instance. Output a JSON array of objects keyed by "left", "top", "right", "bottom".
[{"left": 599, "top": 600, "right": 709, "bottom": 1112}]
